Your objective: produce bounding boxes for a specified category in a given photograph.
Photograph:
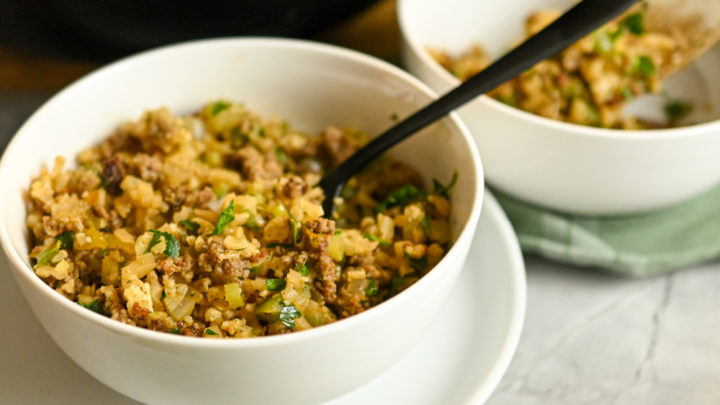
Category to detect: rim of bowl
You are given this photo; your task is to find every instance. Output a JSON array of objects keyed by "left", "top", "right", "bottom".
[
  {"left": 396, "top": 0, "right": 720, "bottom": 141},
  {"left": 0, "top": 37, "right": 484, "bottom": 349}
]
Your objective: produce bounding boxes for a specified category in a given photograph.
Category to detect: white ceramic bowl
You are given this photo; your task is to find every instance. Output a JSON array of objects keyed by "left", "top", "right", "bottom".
[
  {"left": 399, "top": 0, "right": 720, "bottom": 215},
  {"left": 0, "top": 38, "right": 484, "bottom": 404}
]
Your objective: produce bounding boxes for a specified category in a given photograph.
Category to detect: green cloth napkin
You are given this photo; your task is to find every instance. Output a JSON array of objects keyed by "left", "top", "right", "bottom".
[{"left": 492, "top": 186, "right": 720, "bottom": 277}]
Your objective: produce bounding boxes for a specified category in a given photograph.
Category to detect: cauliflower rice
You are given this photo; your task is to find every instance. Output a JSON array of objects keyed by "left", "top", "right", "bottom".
[
  {"left": 26, "top": 101, "right": 456, "bottom": 338},
  {"left": 429, "top": 4, "right": 689, "bottom": 129}
]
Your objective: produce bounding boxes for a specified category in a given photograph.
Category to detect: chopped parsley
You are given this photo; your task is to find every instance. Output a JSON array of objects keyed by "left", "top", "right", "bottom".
[
  {"left": 363, "top": 233, "right": 390, "bottom": 247},
  {"left": 333, "top": 230, "right": 342, "bottom": 235},
  {"left": 279, "top": 302, "right": 301, "bottom": 330},
  {"left": 365, "top": 279, "right": 378, "bottom": 297},
  {"left": 621, "top": 11, "right": 645, "bottom": 35},
  {"left": 632, "top": 55, "right": 655, "bottom": 77},
  {"left": 275, "top": 147, "right": 289, "bottom": 166},
  {"left": 390, "top": 113, "right": 399, "bottom": 121},
  {"left": 205, "top": 328, "right": 220, "bottom": 336},
  {"left": 390, "top": 275, "right": 409, "bottom": 295},
  {"left": 665, "top": 100, "right": 693, "bottom": 123},
  {"left": 81, "top": 299, "right": 107, "bottom": 316},
  {"left": 213, "top": 200, "right": 235, "bottom": 235},
  {"left": 179, "top": 219, "right": 200, "bottom": 234},
  {"left": 266, "top": 242, "right": 293, "bottom": 248},
  {"left": 146, "top": 230, "right": 180, "bottom": 258},
  {"left": 266, "top": 279, "right": 286, "bottom": 291},
  {"left": 56, "top": 231, "right": 75, "bottom": 251},
  {"left": 250, "top": 266, "right": 261, "bottom": 274},
  {"left": 377, "top": 184, "right": 426, "bottom": 212},
  {"left": 169, "top": 327, "right": 181, "bottom": 334},
  {"left": 420, "top": 217, "right": 430, "bottom": 235},
  {"left": 161, "top": 290, "right": 166, "bottom": 301},
  {"left": 35, "top": 241, "right": 61, "bottom": 266},
  {"left": 211, "top": 101, "right": 231, "bottom": 116},
  {"left": 230, "top": 127, "right": 248, "bottom": 149},
  {"left": 297, "top": 262, "right": 310, "bottom": 276},
  {"left": 433, "top": 170, "right": 458, "bottom": 199},
  {"left": 404, "top": 251, "right": 428, "bottom": 271},
  {"left": 290, "top": 219, "right": 302, "bottom": 245}
]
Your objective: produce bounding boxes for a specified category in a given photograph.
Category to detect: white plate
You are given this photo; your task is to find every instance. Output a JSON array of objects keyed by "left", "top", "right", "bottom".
[{"left": 0, "top": 191, "right": 526, "bottom": 404}]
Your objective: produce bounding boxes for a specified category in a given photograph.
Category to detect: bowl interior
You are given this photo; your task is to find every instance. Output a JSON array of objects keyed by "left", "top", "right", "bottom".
[
  {"left": 400, "top": 0, "right": 720, "bottom": 126},
  {"left": 0, "top": 38, "right": 481, "bottom": 305}
]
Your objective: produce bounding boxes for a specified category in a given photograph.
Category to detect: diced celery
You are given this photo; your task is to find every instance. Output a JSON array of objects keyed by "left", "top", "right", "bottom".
[
  {"left": 224, "top": 282, "right": 244, "bottom": 309},
  {"left": 328, "top": 233, "right": 344, "bottom": 262},
  {"left": 255, "top": 294, "right": 282, "bottom": 323},
  {"left": 35, "top": 241, "right": 61, "bottom": 266},
  {"left": 271, "top": 203, "right": 289, "bottom": 218}
]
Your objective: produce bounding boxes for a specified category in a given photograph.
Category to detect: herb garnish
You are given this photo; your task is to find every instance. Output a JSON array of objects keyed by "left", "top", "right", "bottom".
[
  {"left": 365, "top": 279, "right": 378, "bottom": 297},
  {"left": 230, "top": 128, "right": 248, "bottom": 149},
  {"left": 81, "top": 299, "right": 107, "bottom": 316},
  {"left": 205, "top": 329, "right": 220, "bottom": 336},
  {"left": 179, "top": 219, "right": 200, "bottom": 234},
  {"left": 433, "top": 170, "right": 458, "bottom": 199},
  {"left": 420, "top": 217, "right": 430, "bottom": 235},
  {"left": 363, "top": 233, "right": 390, "bottom": 247},
  {"left": 211, "top": 101, "right": 231, "bottom": 116},
  {"left": 403, "top": 251, "right": 428, "bottom": 271},
  {"left": 290, "top": 219, "right": 302, "bottom": 245},
  {"left": 146, "top": 230, "right": 180, "bottom": 258},
  {"left": 377, "top": 185, "right": 426, "bottom": 212},
  {"left": 279, "top": 302, "right": 301, "bottom": 330},
  {"left": 169, "top": 327, "right": 181, "bottom": 334},
  {"left": 632, "top": 55, "right": 655, "bottom": 77},
  {"left": 390, "top": 275, "right": 407, "bottom": 295},
  {"left": 56, "top": 231, "right": 75, "bottom": 251},
  {"left": 266, "top": 279, "right": 287, "bottom": 291},
  {"left": 275, "top": 147, "right": 289, "bottom": 166},
  {"left": 266, "top": 242, "right": 293, "bottom": 248},
  {"left": 621, "top": 11, "right": 645, "bottom": 35},
  {"left": 665, "top": 100, "right": 693, "bottom": 123},
  {"left": 35, "top": 241, "right": 61, "bottom": 266},
  {"left": 213, "top": 200, "right": 235, "bottom": 235}
]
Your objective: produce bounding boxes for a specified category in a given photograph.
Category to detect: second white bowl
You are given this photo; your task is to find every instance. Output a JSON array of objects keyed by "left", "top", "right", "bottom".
[{"left": 399, "top": 0, "right": 720, "bottom": 215}]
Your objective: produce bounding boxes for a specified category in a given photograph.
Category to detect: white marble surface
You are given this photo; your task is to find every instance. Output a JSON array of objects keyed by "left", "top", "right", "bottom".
[{"left": 490, "top": 257, "right": 720, "bottom": 405}]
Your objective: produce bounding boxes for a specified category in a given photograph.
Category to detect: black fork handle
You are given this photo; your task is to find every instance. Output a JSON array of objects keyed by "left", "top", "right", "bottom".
[{"left": 320, "top": 0, "right": 639, "bottom": 216}]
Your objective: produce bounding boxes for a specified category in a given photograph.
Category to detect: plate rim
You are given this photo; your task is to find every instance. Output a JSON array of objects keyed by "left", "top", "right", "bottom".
[{"left": 466, "top": 189, "right": 527, "bottom": 404}]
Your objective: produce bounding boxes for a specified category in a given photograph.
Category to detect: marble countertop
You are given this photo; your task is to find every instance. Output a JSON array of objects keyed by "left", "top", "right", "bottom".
[
  {"left": 1, "top": 92, "right": 718, "bottom": 405},
  {"left": 491, "top": 257, "right": 720, "bottom": 405}
]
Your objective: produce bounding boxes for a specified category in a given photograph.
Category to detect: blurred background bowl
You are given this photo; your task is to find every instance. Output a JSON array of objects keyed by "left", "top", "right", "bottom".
[{"left": 398, "top": 0, "right": 720, "bottom": 215}]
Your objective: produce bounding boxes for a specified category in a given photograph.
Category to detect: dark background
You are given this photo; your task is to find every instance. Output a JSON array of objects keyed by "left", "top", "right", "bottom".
[{"left": 0, "top": 0, "right": 399, "bottom": 153}]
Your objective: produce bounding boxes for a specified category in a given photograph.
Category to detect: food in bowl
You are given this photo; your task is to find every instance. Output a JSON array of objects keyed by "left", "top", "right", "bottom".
[
  {"left": 25, "top": 100, "right": 457, "bottom": 338},
  {"left": 428, "top": 5, "right": 691, "bottom": 129}
]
